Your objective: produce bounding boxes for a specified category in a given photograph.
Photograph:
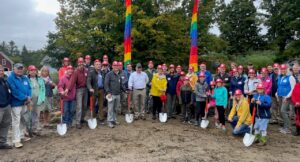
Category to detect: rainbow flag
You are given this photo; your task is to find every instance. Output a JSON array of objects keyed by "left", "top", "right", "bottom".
[
  {"left": 189, "top": 0, "right": 199, "bottom": 72},
  {"left": 124, "top": 0, "right": 132, "bottom": 67}
]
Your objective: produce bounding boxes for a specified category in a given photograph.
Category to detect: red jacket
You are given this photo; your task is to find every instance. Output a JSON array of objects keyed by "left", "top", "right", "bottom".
[
  {"left": 67, "top": 67, "right": 88, "bottom": 89},
  {"left": 58, "top": 74, "right": 76, "bottom": 101},
  {"left": 176, "top": 79, "right": 184, "bottom": 97},
  {"left": 58, "top": 66, "right": 67, "bottom": 81},
  {"left": 292, "top": 83, "right": 300, "bottom": 105}
]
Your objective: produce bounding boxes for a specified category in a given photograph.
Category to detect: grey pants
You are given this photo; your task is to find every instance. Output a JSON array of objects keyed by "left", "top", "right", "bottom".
[
  {"left": 75, "top": 88, "right": 88, "bottom": 125},
  {"left": 133, "top": 89, "right": 146, "bottom": 117},
  {"left": 0, "top": 106, "right": 11, "bottom": 144},
  {"left": 107, "top": 95, "right": 120, "bottom": 122},
  {"left": 279, "top": 97, "right": 291, "bottom": 129},
  {"left": 271, "top": 97, "right": 282, "bottom": 122},
  {"left": 167, "top": 94, "right": 176, "bottom": 116}
]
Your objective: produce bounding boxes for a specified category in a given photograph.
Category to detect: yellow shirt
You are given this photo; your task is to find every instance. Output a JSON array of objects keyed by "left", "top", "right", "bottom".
[
  {"left": 186, "top": 73, "right": 198, "bottom": 91},
  {"left": 150, "top": 73, "right": 167, "bottom": 97},
  {"left": 228, "top": 98, "right": 252, "bottom": 127}
]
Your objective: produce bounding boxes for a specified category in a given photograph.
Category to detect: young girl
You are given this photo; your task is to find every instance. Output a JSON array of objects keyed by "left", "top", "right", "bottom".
[
  {"left": 211, "top": 79, "right": 228, "bottom": 131},
  {"left": 28, "top": 65, "right": 46, "bottom": 134},
  {"left": 180, "top": 76, "right": 193, "bottom": 123},
  {"left": 40, "top": 66, "right": 56, "bottom": 127},
  {"left": 58, "top": 66, "right": 76, "bottom": 127},
  {"left": 194, "top": 72, "right": 209, "bottom": 126},
  {"left": 208, "top": 81, "right": 219, "bottom": 127},
  {"left": 244, "top": 69, "right": 261, "bottom": 114},
  {"left": 251, "top": 83, "right": 272, "bottom": 145}
]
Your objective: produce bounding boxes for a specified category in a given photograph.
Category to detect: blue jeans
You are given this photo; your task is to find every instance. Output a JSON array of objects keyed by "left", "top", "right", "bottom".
[
  {"left": 63, "top": 100, "right": 75, "bottom": 125},
  {"left": 230, "top": 116, "right": 250, "bottom": 136}
]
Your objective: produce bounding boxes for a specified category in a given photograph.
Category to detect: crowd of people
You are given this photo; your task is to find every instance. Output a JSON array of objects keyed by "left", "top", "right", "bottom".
[{"left": 0, "top": 54, "right": 300, "bottom": 149}]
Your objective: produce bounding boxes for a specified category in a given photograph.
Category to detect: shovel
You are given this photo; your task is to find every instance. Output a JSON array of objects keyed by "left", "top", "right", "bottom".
[
  {"left": 159, "top": 95, "right": 168, "bottom": 123},
  {"left": 88, "top": 96, "right": 97, "bottom": 129},
  {"left": 200, "top": 99, "right": 209, "bottom": 129},
  {"left": 57, "top": 98, "right": 67, "bottom": 136},
  {"left": 27, "top": 103, "right": 33, "bottom": 137},
  {"left": 243, "top": 106, "right": 257, "bottom": 147},
  {"left": 125, "top": 92, "right": 134, "bottom": 124}
]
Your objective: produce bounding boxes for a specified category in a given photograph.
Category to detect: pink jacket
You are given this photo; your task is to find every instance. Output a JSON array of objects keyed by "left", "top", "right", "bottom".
[
  {"left": 258, "top": 75, "right": 272, "bottom": 96},
  {"left": 58, "top": 74, "right": 76, "bottom": 101}
]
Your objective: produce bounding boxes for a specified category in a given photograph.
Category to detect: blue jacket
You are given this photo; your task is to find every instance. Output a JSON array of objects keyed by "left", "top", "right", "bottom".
[
  {"left": 277, "top": 75, "right": 291, "bottom": 97},
  {"left": 271, "top": 73, "right": 278, "bottom": 97},
  {"left": 7, "top": 72, "right": 32, "bottom": 107},
  {"left": 253, "top": 93, "right": 271, "bottom": 119},
  {"left": 0, "top": 78, "right": 11, "bottom": 108},
  {"left": 166, "top": 74, "right": 179, "bottom": 95},
  {"left": 230, "top": 76, "right": 245, "bottom": 94},
  {"left": 211, "top": 86, "right": 228, "bottom": 108},
  {"left": 197, "top": 70, "right": 212, "bottom": 85}
]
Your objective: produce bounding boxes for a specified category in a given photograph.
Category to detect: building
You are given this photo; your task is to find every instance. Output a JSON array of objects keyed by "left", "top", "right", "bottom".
[{"left": 0, "top": 51, "right": 14, "bottom": 71}]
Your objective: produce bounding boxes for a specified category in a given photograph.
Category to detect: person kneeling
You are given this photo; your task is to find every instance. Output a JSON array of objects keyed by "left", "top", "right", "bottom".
[
  {"left": 228, "top": 89, "right": 251, "bottom": 136},
  {"left": 251, "top": 83, "right": 272, "bottom": 145}
]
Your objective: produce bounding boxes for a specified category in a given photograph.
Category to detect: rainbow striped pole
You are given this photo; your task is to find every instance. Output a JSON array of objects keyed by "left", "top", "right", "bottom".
[
  {"left": 124, "top": 0, "right": 132, "bottom": 67},
  {"left": 189, "top": 0, "right": 199, "bottom": 72}
]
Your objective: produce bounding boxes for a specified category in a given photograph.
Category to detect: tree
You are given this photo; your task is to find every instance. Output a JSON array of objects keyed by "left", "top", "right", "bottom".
[
  {"left": 262, "top": 0, "right": 300, "bottom": 56},
  {"left": 218, "top": 0, "right": 263, "bottom": 55},
  {"left": 7, "top": 40, "right": 20, "bottom": 56}
]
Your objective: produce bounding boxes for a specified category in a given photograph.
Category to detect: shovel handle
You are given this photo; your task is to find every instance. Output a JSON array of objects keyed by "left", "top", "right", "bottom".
[
  {"left": 127, "top": 93, "right": 131, "bottom": 111},
  {"left": 60, "top": 98, "right": 64, "bottom": 114},
  {"left": 251, "top": 106, "right": 256, "bottom": 124},
  {"left": 90, "top": 96, "right": 94, "bottom": 112}
]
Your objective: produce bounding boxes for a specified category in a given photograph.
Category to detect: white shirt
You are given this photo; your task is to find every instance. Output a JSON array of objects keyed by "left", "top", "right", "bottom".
[{"left": 128, "top": 71, "right": 149, "bottom": 90}]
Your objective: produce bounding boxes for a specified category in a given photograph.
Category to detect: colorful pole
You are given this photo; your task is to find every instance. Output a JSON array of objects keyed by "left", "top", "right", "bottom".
[
  {"left": 189, "top": 0, "right": 199, "bottom": 72},
  {"left": 124, "top": 0, "right": 132, "bottom": 67}
]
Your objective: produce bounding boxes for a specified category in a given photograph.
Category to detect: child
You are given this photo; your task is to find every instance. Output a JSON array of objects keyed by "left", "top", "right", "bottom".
[
  {"left": 58, "top": 66, "right": 76, "bottom": 127},
  {"left": 194, "top": 72, "right": 209, "bottom": 126},
  {"left": 208, "top": 81, "right": 219, "bottom": 127},
  {"left": 251, "top": 83, "right": 272, "bottom": 145},
  {"left": 176, "top": 71, "right": 185, "bottom": 119},
  {"left": 211, "top": 79, "right": 228, "bottom": 131},
  {"left": 291, "top": 75, "right": 300, "bottom": 136},
  {"left": 180, "top": 76, "right": 193, "bottom": 123}
]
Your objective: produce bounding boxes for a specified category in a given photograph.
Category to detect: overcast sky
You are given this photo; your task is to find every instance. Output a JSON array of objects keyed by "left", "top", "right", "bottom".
[{"left": 0, "top": 0, "right": 265, "bottom": 51}]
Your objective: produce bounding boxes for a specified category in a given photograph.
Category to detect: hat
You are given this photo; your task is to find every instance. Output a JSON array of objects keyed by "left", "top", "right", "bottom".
[
  {"left": 67, "top": 65, "right": 73, "bottom": 70},
  {"left": 261, "top": 68, "right": 267, "bottom": 74},
  {"left": 180, "top": 71, "right": 185, "bottom": 76},
  {"left": 63, "top": 57, "right": 70, "bottom": 62},
  {"left": 85, "top": 55, "right": 91, "bottom": 60},
  {"left": 216, "top": 79, "right": 223, "bottom": 83},
  {"left": 198, "top": 72, "right": 206, "bottom": 78},
  {"left": 177, "top": 65, "right": 182, "bottom": 69},
  {"left": 248, "top": 69, "right": 255, "bottom": 74},
  {"left": 28, "top": 65, "right": 37, "bottom": 71},
  {"left": 94, "top": 59, "right": 101, "bottom": 64},
  {"left": 184, "top": 76, "right": 190, "bottom": 81},
  {"left": 103, "top": 55, "right": 108, "bottom": 59},
  {"left": 169, "top": 64, "right": 175, "bottom": 69},
  {"left": 112, "top": 61, "right": 118, "bottom": 66},
  {"left": 232, "top": 68, "right": 238, "bottom": 73},
  {"left": 256, "top": 83, "right": 265, "bottom": 90},
  {"left": 14, "top": 63, "right": 24, "bottom": 69},
  {"left": 102, "top": 61, "right": 108, "bottom": 65},
  {"left": 238, "top": 65, "right": 243, "bottom": 70},
  {"left": 234, "top": 89, "right": 243, "bottom": 96},
  {"left": 77, "top": 57, "right": 84, "bottom": 63},
  {"left": 210, "top": 81, "right": 216, "bottom": 86},
  {"left": 136, "top": 63, "right": 142, "bottom": 69},
  {"left": 157, "top": 65, "right": 162, "bottom": 69},
  {"left": 273, "top": 63, "right": 279, "bottom": 69},
  {"left": 280, "top": 64, "right": 287, "bottom": 70}
]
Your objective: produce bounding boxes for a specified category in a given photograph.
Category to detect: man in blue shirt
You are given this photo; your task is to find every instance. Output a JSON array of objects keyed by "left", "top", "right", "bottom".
[
  {"left": 198, "top": 63, "right": 212, "bottom": 85},
  {"left": 8, "top": 63, "right": 32, "bottom": 148}
]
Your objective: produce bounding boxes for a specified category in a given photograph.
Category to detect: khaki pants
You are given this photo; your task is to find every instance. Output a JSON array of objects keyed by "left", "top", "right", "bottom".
[
  {"left": 94, "top": 89, "right": 105, "bottom": 121},
  {"left": 271, "top": 97, "right": 282, "bottom": 122},
  {"left": 133, "top": 89, "right": 146, "bottom": 117}
]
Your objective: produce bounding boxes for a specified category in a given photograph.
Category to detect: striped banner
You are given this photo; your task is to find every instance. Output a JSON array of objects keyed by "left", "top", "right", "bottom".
[
  {"left": 189, "top": 0, "right": 199, "bottom": 72},
  {"left": 124, "top": 0, "right": 132, "bottom": 67}
]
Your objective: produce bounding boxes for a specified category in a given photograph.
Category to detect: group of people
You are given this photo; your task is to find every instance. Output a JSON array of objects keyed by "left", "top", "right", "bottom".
[{"left": 0, "top": 54, "right": 300, "bottom": 149}]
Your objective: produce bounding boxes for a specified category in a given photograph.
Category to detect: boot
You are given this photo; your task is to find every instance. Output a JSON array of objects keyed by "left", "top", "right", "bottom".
[
  {"left": 259, "top": 136, "right": 267, "bottom": 146},
  {"left": 293, "top": 127, "right": 300, "bottom": 136},
  {"left": 254, "top": 134, "right": 261, "bottom": 143}
]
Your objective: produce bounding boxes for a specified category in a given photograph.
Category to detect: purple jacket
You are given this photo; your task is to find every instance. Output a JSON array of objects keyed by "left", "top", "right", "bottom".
[{"left": 58, "top": 74, "right": 76, "bottom": 101}]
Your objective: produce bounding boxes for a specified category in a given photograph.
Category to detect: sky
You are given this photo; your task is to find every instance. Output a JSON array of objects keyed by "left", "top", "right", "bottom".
[{"left": 0, "top": 0, "right": 266, "bottom": 51}]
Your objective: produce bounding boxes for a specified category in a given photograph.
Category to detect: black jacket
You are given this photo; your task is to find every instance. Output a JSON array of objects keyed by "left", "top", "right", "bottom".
[
  {"left": 104, "top": 70, "right": 125, "bottom": 95},
  {"left": 87, "top": 69, "right": 104, "bottom": 96},
  {"left": 0, "top": 77, "right": 11, "bottom": 108}
]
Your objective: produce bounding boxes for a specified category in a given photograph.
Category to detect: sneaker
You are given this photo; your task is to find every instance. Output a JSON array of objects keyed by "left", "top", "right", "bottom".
[
  {"left": 76, "top": 124, "right": 82, "bottom": 129},
  {"left": 14, "top": 142, "right": 23, "bottom": 148},
  {"left": 194, "top": 121, "right": 200, "bottom": 126},
  {"left": 140, "top": 116, "right": 146, "bottom": 120},
  {"left": 222, "top": 126, "right": 227, "bottom": 132},
  {"left": 280, "top": 128, "right": 291, "bottom": 134},
  {"left": 152, "top": 116, "right": 157, "bottom": 120},
  {"left": 112, "top": 121, "right": 120, "bottom": 125},
  {"left": 215, "top": 122, "right": 219, "bottom": 127},
  {"left": 293, "top": 131, "right": 300, "bottom": 136},
  {"left": 216, "top": 123, "right": 222, "bottom": 129},
  {"left": 22, "top": 137, "right": 31, "bottom": 142},
  {"left": 108, "top": 122, "right": 114, "bottom": 128},
  {"left": 188, "top": 120, "right": 193, "bottom": 125},
  {"left": 0, "top": 143, "right": 13, "bottom": 149}
]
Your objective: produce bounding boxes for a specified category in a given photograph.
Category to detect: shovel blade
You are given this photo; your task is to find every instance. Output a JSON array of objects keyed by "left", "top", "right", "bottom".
[
  {"left": 200, "top": 120, "right": 209, "bottom": 129},
  {"left": 125, "top": 113, "right": 134, "bottom": 123},
  {"left": 57, "top": 123, "right": 67, "bottom": 136},
  {"left": 88, "top": 118, "right": 97, "bottom": 129},
  {"left": 159, "top": 113, "right": 167, "bottom": 123},
  {"left": 243, "top": 133, "right": 255, "bottom": 147}
]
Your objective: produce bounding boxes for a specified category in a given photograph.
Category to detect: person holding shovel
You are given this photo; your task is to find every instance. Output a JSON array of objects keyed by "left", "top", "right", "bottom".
[
  {"left": 8, "top": 63, "right": 32, "bottom": 148},
  {"left": 87, "top": 59, "right": 105, "bottom": 125},
  {"left": 150, "top": 65, "right": 167, "bottom": 120},
  {"left": 128, "top": 63, "right": 149, "bottom": 120},
  {"left": 291, "top": 74, "right": 300, "bottom": 136},
  {"left": 180, "top": 76, "right": 193, "bottom": 123},
  {"left": 27, "top": 65, "right": 46, "bottom": 135},
  {"left": 228, "top": 89, "right": 251, "bottom": 136},
  {"left": 0, "top": 65, "right": 12, "bottom": 149},
  {"left": 194, "top": 72, "right": 209, "bottom": 126},
  {"left": 58, "top": 66, "right": 76, "bottom": 128},
  {"left": 251, "top": 83, "right": 272, "bottom": 145}
]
